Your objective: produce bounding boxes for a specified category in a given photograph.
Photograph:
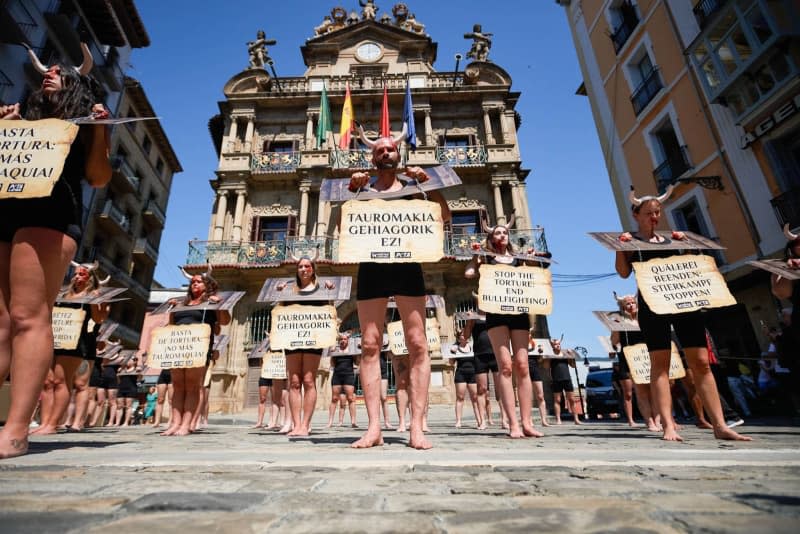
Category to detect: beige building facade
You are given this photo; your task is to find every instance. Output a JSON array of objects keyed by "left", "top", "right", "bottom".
[
  {"left": 189, "top": 3, "right": 547, "bottom": 413},
  {"left": 559, "top": 0, "right": 799, "bottom": 358}
]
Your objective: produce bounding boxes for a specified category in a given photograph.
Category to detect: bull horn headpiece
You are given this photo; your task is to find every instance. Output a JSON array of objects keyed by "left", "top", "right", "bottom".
[
  {"left": 629, "top": 184, "right": 674, "bottom": 207},
  {"left": 357, "top": 121, "right": 408, "bottom": 149},
  {"left": 482, "top": 210, "right": 517, "bottom": 234},
  {"left": 98, "top": 275, "right": 111, "bottom": 286},
  {"left": 287, "top": 244, "right": 320, "bottom": 263},
  {"left": 71, "top": 260, "right": 99, "bottom": 271},
  {"left": 179, "top": 263, "right": 213, "bottom": 280},
  {"left": 25, "top": 42, "right": 93, "bottom": 76},
  {"left": 784, "top": 223, "right": 799, "bottom": 241}
]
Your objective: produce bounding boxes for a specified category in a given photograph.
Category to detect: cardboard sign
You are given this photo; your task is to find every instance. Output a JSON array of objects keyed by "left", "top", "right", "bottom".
[
  {"left": 633, "top": 255, "right": 736, "bottom": 315},
  {"left": 0, "top": 119, "right": 79, "bottom": 199},
  {"left": 588, "top": 231, "right": 725, "bottom": 252},
  {"left": 339, "top": 199, "right": 444, "bottom": 263},
  {"left": 387, "top": 318, "right": 441, "bottom": 355},
  {"left": 56, "top": 287, "right": 127, "bottom": 305},
  {"left": 258, "top": 277, "right": 352, "bottom": 303},
  {"left": 319, "top": 165, "right": 462, "bottom": 202},
  {"left": 529, "top": 338, "right": 554, "bottom": 357},
  {"left": 592, "top": 310, "right": 641, "bottom": 332},
  {"left": 261, "top": 350, "right": 287, "bottom": 379},
  {"left": 269, "top": 304, "right": 339, "bottom": 350},
  {"left": 622, "top": 342, "right": 686, "bottom": 385},
  {"left": 148, "top": 324, "right": 211, "bottom": 369},
  {"left": 477, "top": 264, "right": 553, "bottom": 315},
  {"left": 52, "top": 306, "right": 86, "bottom": 351},
  {"left": 443, "top": 342, "right": 474, "bottom": 358},
  {"left": 749, "top": 259, "right": 800, "bottom": 281},
  {"left": 150, "top": 291, "right": 245, "bottom": 315}
]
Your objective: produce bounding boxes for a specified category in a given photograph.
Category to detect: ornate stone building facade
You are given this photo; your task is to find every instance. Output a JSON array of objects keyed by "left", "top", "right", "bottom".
[{"left": 189, "top": 2, "right": 547, "bottom": 413}]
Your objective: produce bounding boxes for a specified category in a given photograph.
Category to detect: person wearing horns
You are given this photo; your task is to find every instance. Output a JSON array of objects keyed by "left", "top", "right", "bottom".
[
  {"left": 275, "top": 251, "right": 334, "bottom": 436},
  {"left": 615, "top": 186, "right": 749, "bottom": 442},
  {"left": 0, "top": 44, "right": 111, "bottom": 458},
  {"left": 610, "top": 292, "right": 660, "bottom": 431},
  {"left": 465, "top": 215, "right": 545, "bottom": 438},
  {"left": 31, "top": 262, "right": 110, "bottom": 434},
  {"left": 161, "top": 266, "right": 230, "bottom": 436},
  {"left": 346, "top": 123, "right": 450, "bottom": 449}
]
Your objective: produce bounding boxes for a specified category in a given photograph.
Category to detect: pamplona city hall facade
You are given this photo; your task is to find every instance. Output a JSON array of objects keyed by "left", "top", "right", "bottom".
[{"left": 186, "top": 2, "right": 547, "bottom": 413}]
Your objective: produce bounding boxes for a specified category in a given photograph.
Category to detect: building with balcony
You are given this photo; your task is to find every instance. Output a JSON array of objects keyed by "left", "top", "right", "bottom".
[
  {"left": 190, "top": 3, "right": 547, "bottom": 413},
  {"left": 558, "top": 0, "right": 796, "bottom": 359},
  {"left": 0, "top": 1, "right": 180, "bottom": 346},
  {"left": 80, "top": 76, "right": 182, "bottom": 344}
]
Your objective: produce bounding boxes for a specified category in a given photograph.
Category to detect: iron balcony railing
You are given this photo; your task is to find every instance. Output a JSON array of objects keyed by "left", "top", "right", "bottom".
[
  {"left": 185, "top": 229, "right": 549, "bottom": 266},
  {"left": 770, "top": 187, "right": 800, "bottom": 231},
  {"left": 143, "top": 200, "right": 166, "bottom": 227},
  {"left": 435, "top": 145, "right": 488, "bottom": 167},
  {"left": 98, "top": 200, "right": 130, "bottom": 233},
  {"left": 251, "top": 151, "right": 302, "bottom": 173},
  {"left": 693, "top": 0, "right": 728, "bottom": 30},
  {"left": 653, "top": 146, "right": 692, "bottom": 191},
  {"left": 112, "top": 156, "right": 141, "bottom": 194},
  {"left": 631, "top": 68, "right": 663, "bottom": 115},
  {"left": 329, "top": 148, "right": 372, "bottom": 170}
]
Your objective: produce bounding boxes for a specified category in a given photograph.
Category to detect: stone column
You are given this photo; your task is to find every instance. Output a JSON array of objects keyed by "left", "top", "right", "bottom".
[
  {"left": 298, "top": 184, "right": 310, "bottom": 237},
  {"left": 232, "top": 190, "right": 247, "bottom": 242},
  {"left": 228, "top": 118, "right": 238, "bottom": 151},
  {"left": 244, "top": 115, "right": 255, "bottom": 153},
  {"left": 498, "top": 105, "right": 509, "bottom": 144},
  {"left": 306, "top": 111, "right": 315, "bottom": 149},
  {"left": 213, "top": 191, "right": 228, "bottom": 241},
  {"left": 316, "top": 195, "right": 328, "bottom": 237},
  {"left": 482, "top": 106, "right": 495, "bottom": 145},
  {"left": 424, "top": 108, "right": 433, "bottom": 146},
  {"left": 492, "top": 181, "right": 506, "bottom": 225},
  {"left": 509, "top": 181, "right": 525, "bottom": 229}
]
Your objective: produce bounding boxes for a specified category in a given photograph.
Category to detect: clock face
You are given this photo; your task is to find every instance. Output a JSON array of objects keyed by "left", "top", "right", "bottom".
[{"left": 356, "top": 42, "right": 382, "bottom": 62}]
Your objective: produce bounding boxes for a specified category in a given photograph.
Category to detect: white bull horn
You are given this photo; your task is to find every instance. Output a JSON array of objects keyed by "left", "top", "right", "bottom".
[
  {"left": 629, "top": 184, "right": 674, "bottom": 207},
  {"left": 504, "top": 211, "right": 516, "bottom": 230},
  {"left": 98, "top": 275, "right": 111, "bottom": 286},
  {"left": 356, "top": 122, "right": 377, "bottom": 149},
  {"left": 784, "top": 223, "right": 799, "bottom": 241},
  {"left": 70, "top": 260, "right": 81, "bottom": 268},
  {"left": 391, "top": 122, "right": 408, "bottom": 146},
  {"left": 205, "top": 263, "right": 213, "bottom": 278},
  {"left": 76, "top": 42, "right": 93, "bottom": 76},
  {"left": 23, "top": 43, "right": 48, "bottom": 74},
  {"left": 178, "top": 266, "right": 194, "bottom": 280}
]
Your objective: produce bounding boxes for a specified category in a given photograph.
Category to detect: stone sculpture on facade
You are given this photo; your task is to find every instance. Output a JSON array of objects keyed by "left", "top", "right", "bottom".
[
  {"left": 392, "top": 3, "right": 409, "bottom": 26},
  {"left": 247, "top": 30, "right": 276, "bottom": 69},
  {"left": 359, "top": 0, "right": 378, "bottom": 20},
  {"left": 464, "top": 24, "right": 493, "bottom": 62},
  {"left": 314, "top": 15, "right": 334, "bottom": 36}
]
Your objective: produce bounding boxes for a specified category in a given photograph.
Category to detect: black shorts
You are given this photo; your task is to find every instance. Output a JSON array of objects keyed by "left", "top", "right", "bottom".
[
  {"left": 637, "top": 293, "right": 706, "bottom": 352},
  {"left": 331, "top": 371, "right": 355, "bottom": 387},
  {"left": 380, "top": 353, "right": 389, "bottom": 380},
  {"left": 89, "top": 365, "right": 103, "bottom": 388},
  {"left": 117, "top": 385, "right": 138, "bottom": 398},
  {"left": 474, "top": 353, "right": 498, "bottom": 374},
  {"left": 528, "top": 360, "right": 542, "bottom": 382},
  {"left": 454, "top": 365, "right": 476, "bottom": 384},
  {"left": 157, "top": 369, "right": 172, "bottom": 385},
  {"left": 616, "top": 353, "right": 632, "bottom": 380},
  {"left": 485, "top": 312, "right": 530, "bottom": 331},
  {"left": 258, "top": 377, "right": 273, "bottom": 387},
  {"left": 357, "top": 262, "right": 425, "bottom": 300},
  {"left": 552, "top": 379, "right": 574, "bottom": 393},
  {"left": 285, "top": 349, "right": 324, "bottom": 356},
  {"left": 101, "top": 367, "right": 118, "bottom": 390},
  {"left": 0, "top": 180, "right": 82, "bottom": 244}
]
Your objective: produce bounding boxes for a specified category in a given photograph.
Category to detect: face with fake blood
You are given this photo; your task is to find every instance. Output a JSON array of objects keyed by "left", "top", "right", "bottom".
[{"left": 633, "top": 200, "right": 661, "bottom": 235}]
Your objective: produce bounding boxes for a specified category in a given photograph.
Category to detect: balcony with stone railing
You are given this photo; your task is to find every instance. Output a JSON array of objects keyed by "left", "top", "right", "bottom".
[
  {"left": 143, "top": 200, "right": 166, "bottom": 228},
  {"left": 97, "top": 200, "right": 130, "bottom": 234},
  {"left": 185, "top": 229, "right": 549, "bottom": 267},
  {"left": 133, "top": 237, "right": 159, "bottom": 264},
  {"left": 111, "top": 156, "right": 141, "bottom": 195},
  {"left": 264, "top": 72, "right": 468, "bottom": 95},
  {"left": 436, "top": 145, "right": 488, "bottom": 167},
  {"left": 251, "top": 151, "right": 302, "bottom": 174}
]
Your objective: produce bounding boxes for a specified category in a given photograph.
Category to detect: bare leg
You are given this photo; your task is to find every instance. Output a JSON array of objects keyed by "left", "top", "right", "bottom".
[
  {"left": 650, "top": 349, "right": 682, "bottom": 441},
  {"left": 0, "top": 229, "right": 76, "bottom": 459},
  {"left": 286, "top": 356, "right": 304, "bottom": 434},
  {"left": 327, "top": 384, "right": 341, "bottom": 427},
  {"left": 161, "top": 369, "right": 184, "bottom": 436},
  {"left": 488, "top": 326, "right": 525, "bottom": 438},
  {"left": 47, "top": 356, "right": 82, "bottom": 430},
  {"left": 270, "top": 380, "right": 285, "bottom": 429},
  {"left": 153, "top": 383, "right": 167, "bottom": 428},
  {"left": 533, "top": 380, "right": 550, "bottom": 426},
  {"left": 30, "top": 370, "right": 57, "bottom": 435},
  {"left": 510, "top": 330, "right": 542, "bottom": 437},
  {"left": 276, "top": 381, "right": 291, "bottom": 433},
  {"left": 467, "top": 382, "right": 481, "bottom": 428},
  {"left": 291, "top": 353, "right": 320, "bottom": 436},
  {"left": 253, "top": 385, "right": 268, "bottom": 428},
  {"left": 106, "top": 389, "right": 118, "bottom": 427},
  {"left": 620, "top": 378, "right": 639, "bottom": 427},
  {"left": 175, "top": 367, "right": 203, "bottom": 435},
  {"left": 553, "top": 391, "right": 563, "bottom": 424},
  {"left": 395, "top": 295, "right": 431, "bottom": 449},
  {"left": 684, "top": 368, "right": 712, "bottom": 429},
  {"left": 86, "top": 387, "right": 98, "bottom": 427},
  {"left": 351, "top": 298, "right": 388, "bottom": 448},
  {"left": 634, "top": 383, "right": 659, "bottom": 431},
  {"left": 565, "top": 390, "right": 582, "bottom": 425},
  {"left": 380, "top": 378, "right": 393, "bottom": 429},
  {"left": 71, "top": 359, "right": 93, "bottom": 430},
  {"left": 345, "top": 385, "right": 357, "bottom": 427},
  {"left": 90, "top": 388, "right": 107, "bottom": 427},
  {"left": 684, "top": 347, "right": 750, "bottom": 441},
  {"left": 393, "top": 356, "right": 409, "bottom": 432},
  {"left": 454, "top": 381, "right": 465, "bottom": 427},
  {"left": 475, "top": 372, "right": 489, "bottom": 429}
]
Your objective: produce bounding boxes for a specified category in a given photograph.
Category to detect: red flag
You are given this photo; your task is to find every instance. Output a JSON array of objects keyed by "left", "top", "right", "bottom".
[{"left": 380, "top": 84, "right": 390, "bottom": 137}]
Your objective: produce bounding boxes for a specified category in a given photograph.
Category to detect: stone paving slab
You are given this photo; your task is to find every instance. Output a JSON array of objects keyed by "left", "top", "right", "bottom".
[{"left": 1, "top": 409, "right": 799, "bottom": 532}]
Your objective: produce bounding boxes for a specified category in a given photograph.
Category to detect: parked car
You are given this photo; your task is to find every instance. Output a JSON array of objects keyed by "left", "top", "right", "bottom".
[{"left": 585, "top": 369, "right": 619, "bottom": 419}]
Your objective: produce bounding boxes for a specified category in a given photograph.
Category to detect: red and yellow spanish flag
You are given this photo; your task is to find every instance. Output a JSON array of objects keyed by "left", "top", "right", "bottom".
[{"left": 338, "top": 82, "right": 354, "bottom": 149}]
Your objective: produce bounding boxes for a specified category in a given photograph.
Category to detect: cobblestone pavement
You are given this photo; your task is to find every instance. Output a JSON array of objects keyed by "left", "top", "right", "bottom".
[{"left": 2, "top": 407, "right": 799, "bottom": 533}]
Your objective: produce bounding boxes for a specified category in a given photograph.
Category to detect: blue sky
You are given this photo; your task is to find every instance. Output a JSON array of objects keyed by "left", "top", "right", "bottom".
[{"left": 132, "top": 0, "right": 638, "bottom": 361}]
